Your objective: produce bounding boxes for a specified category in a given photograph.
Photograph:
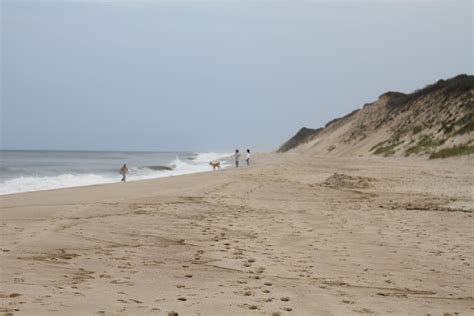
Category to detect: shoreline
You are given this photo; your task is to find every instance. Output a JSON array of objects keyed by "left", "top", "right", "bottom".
[
  {"left": 2, "top": 152, "right": 465, "bottom": 198},
  {"left": 0, "top": 154, "right": 472, "bottom": 315},
  {"left": 0, "top": 151, "right": 235, "bottom": 196},
  {"left": 0, "top": 165, "right": 229, "bottom": 198}
]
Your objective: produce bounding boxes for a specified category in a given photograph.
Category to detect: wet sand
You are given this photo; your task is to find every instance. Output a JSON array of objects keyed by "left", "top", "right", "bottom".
[{"left": 0, "top": 154, "right": 473, "bottom": 315}]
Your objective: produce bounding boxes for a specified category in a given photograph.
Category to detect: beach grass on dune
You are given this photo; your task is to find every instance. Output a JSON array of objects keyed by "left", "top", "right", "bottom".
[{"left": 429, "top": 144, "right": 474, "bottom": 159}]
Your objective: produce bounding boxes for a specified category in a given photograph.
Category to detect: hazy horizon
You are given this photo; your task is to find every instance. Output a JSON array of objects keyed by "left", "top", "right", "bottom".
[{"left": 1, "top": 0, "right": 472, "bottom": 152}]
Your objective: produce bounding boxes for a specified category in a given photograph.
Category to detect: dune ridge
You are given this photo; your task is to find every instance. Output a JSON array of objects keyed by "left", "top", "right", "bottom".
[{"left": 279, "top": 74, "right": 474, "bottom": 158}]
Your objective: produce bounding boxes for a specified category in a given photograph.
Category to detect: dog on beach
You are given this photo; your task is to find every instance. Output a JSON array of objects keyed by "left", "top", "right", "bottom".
[{"left": 209, "top": 161, "right": 221, "bottom": 170}]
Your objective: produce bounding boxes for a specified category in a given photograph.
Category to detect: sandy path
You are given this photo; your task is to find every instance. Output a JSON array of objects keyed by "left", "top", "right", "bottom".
[{"left": 0, "top": 154, "right": 473, "bottom": 315}]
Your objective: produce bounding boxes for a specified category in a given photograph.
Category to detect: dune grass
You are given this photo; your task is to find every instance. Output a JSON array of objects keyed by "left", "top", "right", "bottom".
[
  {"left": 373, "top": 141, "right": 403, "bottom": 156},
  {"left": 405, "top": 135, "right": 445, "bottom": 156},
  {"left": 429, "top": 144, "right": 474, "bottom": 159}
]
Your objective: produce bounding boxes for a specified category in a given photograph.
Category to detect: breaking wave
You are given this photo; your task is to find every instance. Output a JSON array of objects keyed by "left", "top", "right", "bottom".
[{"left": 0, "top": 152, "right": 232, "bottom": 195}]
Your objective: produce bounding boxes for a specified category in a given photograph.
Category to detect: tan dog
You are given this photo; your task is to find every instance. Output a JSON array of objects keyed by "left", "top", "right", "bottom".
[{"left": 209, "top": 161, "right": 221, "bottom": 170}]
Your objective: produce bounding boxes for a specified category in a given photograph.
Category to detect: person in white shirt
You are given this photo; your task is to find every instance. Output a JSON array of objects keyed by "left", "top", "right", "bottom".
[{"left": 246, "top": 149, "right": 251, "bottom": 166}]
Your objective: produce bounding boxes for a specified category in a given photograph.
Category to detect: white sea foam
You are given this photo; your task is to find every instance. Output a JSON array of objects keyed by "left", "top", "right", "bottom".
[
  {"left": 0, "top": 153, "right": 231, "bottom": 195},
  {"left": 193, "top": 152, "right": 233, "bottom": 163},
  {"left": 0, "top": 174, "right": 114, "bottom": 195}
]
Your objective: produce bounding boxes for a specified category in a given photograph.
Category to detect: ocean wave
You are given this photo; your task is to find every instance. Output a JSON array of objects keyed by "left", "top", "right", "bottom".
[
  {"left": 0, "top": 174, "right": 114, "bottom": 195},
  {"left": 140, "top": 165, "right": 175, "bottom": 171},
  {"left": 193, "top": 152, "right": 232, "bottom": 163},
  {"left": 0, "top": 153, "right": 232, "bottom": 195}
]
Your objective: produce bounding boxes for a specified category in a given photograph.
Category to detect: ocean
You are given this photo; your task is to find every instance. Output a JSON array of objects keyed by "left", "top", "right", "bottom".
[{"left": 0, "top": 150, "right": 232, "bottom": 195}]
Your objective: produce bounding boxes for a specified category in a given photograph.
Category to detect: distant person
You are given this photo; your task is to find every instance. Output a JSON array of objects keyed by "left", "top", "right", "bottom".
[
  {"left": 246, "top": 149, "right": 251, "bottom": 166},
  {"left": 234, "top": 149, "right": 241, "bottom": 168},
  {"left": 120, "top": 164, "right": 128, "bottom": 182}
]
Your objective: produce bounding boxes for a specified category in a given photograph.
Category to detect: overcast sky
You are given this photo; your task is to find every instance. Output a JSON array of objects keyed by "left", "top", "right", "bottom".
[{"left": 1, "top": 0, "right": 472, "bottom": 152}]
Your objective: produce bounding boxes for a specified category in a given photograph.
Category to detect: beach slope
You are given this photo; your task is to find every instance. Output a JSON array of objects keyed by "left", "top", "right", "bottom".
[{"left": 1, "top": 154, "right": 473, "bottom": 315}]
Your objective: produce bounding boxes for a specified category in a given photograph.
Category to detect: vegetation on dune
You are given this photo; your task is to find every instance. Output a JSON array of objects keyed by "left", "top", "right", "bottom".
[
  {"left": 404, "top": 135, "right": 445, "bottom": 156},
  {"left": 383, "top": 74, "right": 474, "bottom": 111},
  {"left": 441, "top": 120, "right": 456, "bottom": 134},
  {"left": 429, "top": 144, "right": 474, "bottom": 159},
  {"left": 417, "top": 135, "right": 445, "bottom": 147},
  {"left": 412, "top": 125, "right": 423, "bottom": 135},
  {"left": 278, "top": 74, "right": 473, "bottom": 156},
  {"left": 369, "top": 140, "right": 389, "bottom": 152},
  {"left": 440, "top": 110, "right": 474, "bottom": 136},
  {"left": 277, "top": 127, "right": 322, "bottom": 152},
  {"left": 453, "top": 110, "right": 474, "bottom": 136},
  {"left": 373, "top": 76, "right": 472, "bottom": 157},
  {"left": 455, "top": 121, "right": 474, "bottom": 135},
  {"left": 373, "top": 140, "right": 404, "bottom": 157}
]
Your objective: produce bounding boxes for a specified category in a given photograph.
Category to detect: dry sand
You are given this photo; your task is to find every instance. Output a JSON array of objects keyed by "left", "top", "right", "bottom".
[{"left": 0, "top": 153, "right": 473, "bottom": 315}]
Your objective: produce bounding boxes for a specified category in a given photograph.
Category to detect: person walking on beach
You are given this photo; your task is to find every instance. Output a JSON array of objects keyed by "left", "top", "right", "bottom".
[
  {"left": 234, "top": 149, "right": 241, "bottom": 168},
  {"left": 120, "top": 164, "right": 128, "bottom": 182},
  {"left": 246, "top": 149, "right": 251, "bottom": 166}
]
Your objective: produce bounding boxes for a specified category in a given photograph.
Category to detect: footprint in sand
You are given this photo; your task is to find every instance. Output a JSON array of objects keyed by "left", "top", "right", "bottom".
[
  {"left": 129, "top": 299, "right": 143, "bottom": 304},
  {"left": 245, "top": 304, "right": 259, "bottom": 310},
  {"left": 0, "top": 293, "right": 21, "bottom": 298},
  {"left": 352, "top": 308, "right": 373, "bottom": 313}
]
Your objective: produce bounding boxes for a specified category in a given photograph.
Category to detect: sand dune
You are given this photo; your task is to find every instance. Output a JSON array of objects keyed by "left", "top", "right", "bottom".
[
  {"left": 278, "top": 75, "right": 473, "bottom": 159},
  {"left": 0, "top": 154, "right": 473, "bottom": 315}
]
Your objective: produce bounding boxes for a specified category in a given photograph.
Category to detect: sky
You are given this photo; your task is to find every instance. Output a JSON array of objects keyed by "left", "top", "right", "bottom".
[{"left": 1, "top": 0, "right": 472, "bottom": 152}]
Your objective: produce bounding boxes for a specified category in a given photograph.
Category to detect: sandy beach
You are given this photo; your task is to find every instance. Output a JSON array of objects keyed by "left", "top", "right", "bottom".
[{"left": 0, "top": 153, "right": 473, "bottom": 315}]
